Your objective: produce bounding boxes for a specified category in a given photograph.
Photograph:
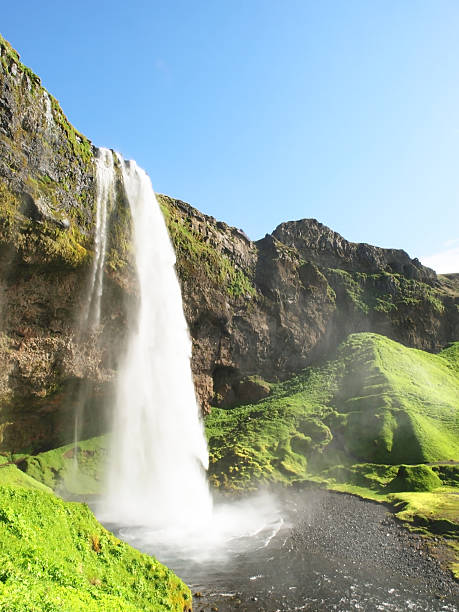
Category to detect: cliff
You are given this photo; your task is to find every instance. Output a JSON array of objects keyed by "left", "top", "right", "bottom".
[
  {"left": 159, "top": 194, "right": 458, "bottom": 411},
  {"left": 0, "top": 34, "right": 458, "bottom": 453}
]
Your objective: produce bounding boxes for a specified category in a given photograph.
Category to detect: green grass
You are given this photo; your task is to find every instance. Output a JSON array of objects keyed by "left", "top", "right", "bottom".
[
  {"left": 0, "top": 486, "right": 191, "bottom": 611},
  {"left": 205, "top": 333, "right": 459, "bottom": 574},
  {"left": 205, "top": 333, "right": 459, "bottom": 490},
  {"left": 12, "top": 333, "right": 458, "bottom": 581},
  {"left": 18, "top": 436, "right": 109, "bottom": 496},
  {"left": 0, "top": 464, "right": 53, "bottom": 492}
]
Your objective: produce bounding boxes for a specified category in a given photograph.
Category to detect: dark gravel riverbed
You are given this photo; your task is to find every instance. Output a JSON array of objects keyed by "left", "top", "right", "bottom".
[{"left": 113, "top": 490, "right": 459, "bottom": 612}]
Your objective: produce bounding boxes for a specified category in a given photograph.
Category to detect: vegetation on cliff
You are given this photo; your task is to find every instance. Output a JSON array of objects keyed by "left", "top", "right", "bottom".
[
  {"left": 158, "top": 194, "right": 256, "bottom": 299},
  {"left": 0, "top": 34, "right": 95, "bottom": 268},
  {"left": 0, "top": 485, "right": 191, "bottom": 611}
]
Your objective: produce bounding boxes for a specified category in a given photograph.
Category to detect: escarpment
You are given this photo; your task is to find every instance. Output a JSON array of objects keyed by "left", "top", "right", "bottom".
[
  {"left": 0, "top": 35, "right": 458, "bottom": 453},
  {"left": 159, "top": 196, "right": 458, "bottom": 412}
]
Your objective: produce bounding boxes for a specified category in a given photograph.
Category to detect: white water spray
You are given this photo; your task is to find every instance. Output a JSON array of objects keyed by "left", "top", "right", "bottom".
[{"left": 101, "top": 155, "right": 212, "bottom": 528}]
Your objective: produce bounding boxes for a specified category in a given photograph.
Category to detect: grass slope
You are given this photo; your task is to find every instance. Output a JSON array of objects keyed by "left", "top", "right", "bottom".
[
  {"left": 0, "top": 464, "right": 53, "bottom": 492},
  {"left": 17, "top": 435, "right": 109, "bottom": 496},
  {"left": 205, "top": 333, "right": 459, "bottom": 490},
  {"left": 0, "top": 486, "right": 191, "bottom": 611}
]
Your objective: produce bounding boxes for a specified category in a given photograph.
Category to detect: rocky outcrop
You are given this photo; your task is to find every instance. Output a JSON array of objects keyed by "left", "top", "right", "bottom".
[
  {"left": 0, "top": 35, "right": 458, "bottom": 453},
  {"left": 272, "top": 218, "right": 436, "bottom": 281},
  {"left": 159, "top": 194, "right": 458, "bottom": 411},
  {"left": 0, "top": 36, "right": 133, "bottom": 452}
]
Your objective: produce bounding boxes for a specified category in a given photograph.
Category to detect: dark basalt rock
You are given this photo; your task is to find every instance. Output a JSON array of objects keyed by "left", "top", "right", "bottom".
[
  {"left": 162, "top": 193, "right": 458, "bottom": 410},
  {"left": 272, "top": 217, "right": 436, "bottom": 281}
]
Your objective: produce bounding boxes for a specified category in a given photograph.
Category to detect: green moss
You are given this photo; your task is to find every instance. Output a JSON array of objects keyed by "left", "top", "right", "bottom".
[
  {"left": 0, "top": 35, "right": 96, "bottom": 268},
  {"left": 0, "top": 178, "right": 90, "bottom": 268},
  {"left": 159, "top": 195, "right": 256, "bottom": 299},
  {"left": 328, "top": 269, "right": 370, "bottom": 313},
  {"left": 0, "top": 485, "right": 191, "bottom": 611},
  {"left": 0, "top": 34, "right": 42, "bottom": 90},
  {"left": 48, "top": 95, "right": 93, "bottom": 167},
  {"left": 1, "top": 34, "right": 92, "bottom": 169},
  {"left": 19, "top": 436, "right": 109, "bottom": 495},
  {"left": 0, "top": 464, "right": 53, "bottom": 492},
  {"left": 106, "top": 159, "right": 134, "bottom": 273},
  {"left": 327, "top": 269, "right": 446, "bottom": 315},
  {"left": 386, "top": 465, "right": 443, "bottom": 492},
  {"left": 441, "top": 342, "right": 459, "bottom": 374}
]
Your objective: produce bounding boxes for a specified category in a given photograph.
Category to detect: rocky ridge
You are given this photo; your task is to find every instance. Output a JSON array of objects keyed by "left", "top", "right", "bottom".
[
  {"left": 160, "top": 193, "right": 458, "bottom": 411},
  {"left": 0, "top": 34, "right": 458, "bottom": 453}
]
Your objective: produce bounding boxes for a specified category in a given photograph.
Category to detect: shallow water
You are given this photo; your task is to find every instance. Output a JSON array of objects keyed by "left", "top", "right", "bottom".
[{"left": 104, "top": 490, "right": 458, "bottom": 612}]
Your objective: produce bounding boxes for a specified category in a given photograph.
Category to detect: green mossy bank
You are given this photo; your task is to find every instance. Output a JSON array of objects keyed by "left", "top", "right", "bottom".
[
  {"left": 17, "top": 435, "right": 109, "bottom": 496},
  {"left": 206, "top": 332, "right": 459, "bottom": 489},
  {"left": 0, "top": 485, "right": 191, "bottom": 611}
]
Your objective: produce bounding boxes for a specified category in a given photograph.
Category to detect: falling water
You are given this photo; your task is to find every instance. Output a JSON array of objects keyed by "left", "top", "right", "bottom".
[
  {"left": 96, "top": 155, "right": 281, "bottom": 563},
  {"left": 101, "top": 155, "right": 212, "bottom": 528},
  {"left": 73, "top": 148, "right": 113, "bottom": 469},
  {"left": 81, "top": 147, "right": 113, "bottom": 331}
]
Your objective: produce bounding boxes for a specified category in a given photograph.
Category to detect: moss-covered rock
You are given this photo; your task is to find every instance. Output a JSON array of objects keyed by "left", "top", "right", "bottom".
[
  {"left": 386, "top": 465, "right": 443, "bottom": 492},
  {"left": 17, "top": 435, "right": 109, "bottom": 495}
]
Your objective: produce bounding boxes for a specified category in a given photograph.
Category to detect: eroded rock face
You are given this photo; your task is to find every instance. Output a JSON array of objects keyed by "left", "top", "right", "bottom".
[
  {"left": 272, "top": 218, "right": 436, "bottom": 281},
  {"left": 160, "top": 196, "right": 458, "bottom": 413},
  {"left": 0, "top": 37, "right": 132, "bottom": 452},
  {"left": 0, "top": 35, "right": 458, "bottom": 452}
]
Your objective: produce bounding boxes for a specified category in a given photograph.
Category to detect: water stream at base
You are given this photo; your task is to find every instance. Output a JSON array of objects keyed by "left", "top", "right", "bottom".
[{"left": 102, "top": 489, "right": 458, "bottom": 612}]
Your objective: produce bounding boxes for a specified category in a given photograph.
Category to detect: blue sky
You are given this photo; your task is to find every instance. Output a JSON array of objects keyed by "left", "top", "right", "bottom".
[{"left": 2, "top": 1, "right": 459, "bottom": 271}]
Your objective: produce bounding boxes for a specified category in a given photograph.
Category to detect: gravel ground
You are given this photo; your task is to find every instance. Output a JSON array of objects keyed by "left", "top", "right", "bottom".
[
  {"left": 189, "top": 490, "right": 458, "bottom": 612},
  {"left": 286, "top": 490, "right": 457, "bottom": 593}
]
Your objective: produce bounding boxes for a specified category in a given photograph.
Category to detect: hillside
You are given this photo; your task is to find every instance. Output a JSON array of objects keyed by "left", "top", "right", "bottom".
[
  {"left": 0, "top": 33, "right": 457, "bottom": 591},
  {"left": 206, "top": 333, "right": 459, "bottom": 489},
  {"left": 0, "top": 485, "right": 191, "bottom": 611}
]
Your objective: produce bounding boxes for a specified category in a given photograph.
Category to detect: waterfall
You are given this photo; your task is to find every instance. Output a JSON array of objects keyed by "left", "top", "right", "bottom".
[
  {"left": 101, "top": 155, "right": 212, "bottom": 528},
  {"left": 81, "top": 147, "right": 112, "bottom": 331},
  {"left": 73, "top": 148, "right": 113, "bottom": 469}
]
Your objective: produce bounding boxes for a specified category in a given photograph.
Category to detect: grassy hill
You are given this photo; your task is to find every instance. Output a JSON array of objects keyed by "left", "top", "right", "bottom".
[
  {"left": 0, "top": 485, "right": 191, "bottom": 611},
  {"left": 205, "top": 333, "right": 459, "bottom": 490},
  {"left": 5, "top": 332, "right": 458, "bottom": 586}
]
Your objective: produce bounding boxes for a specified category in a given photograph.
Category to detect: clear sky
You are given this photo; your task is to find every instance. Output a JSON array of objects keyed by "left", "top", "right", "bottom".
[{"left": 2, "top": 1, "right": 459, "bottom": 272}]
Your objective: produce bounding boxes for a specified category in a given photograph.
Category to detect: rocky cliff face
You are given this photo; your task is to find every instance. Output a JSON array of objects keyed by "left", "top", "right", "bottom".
[
  {"left": 159, "top": 196, "right": 458, "bottom": 412},
  {"left": 0, "top": 35, "right": 458, "bottom": 453},
  {"left": 0, "top": 36, "right": 134, "bottom": 452}
]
